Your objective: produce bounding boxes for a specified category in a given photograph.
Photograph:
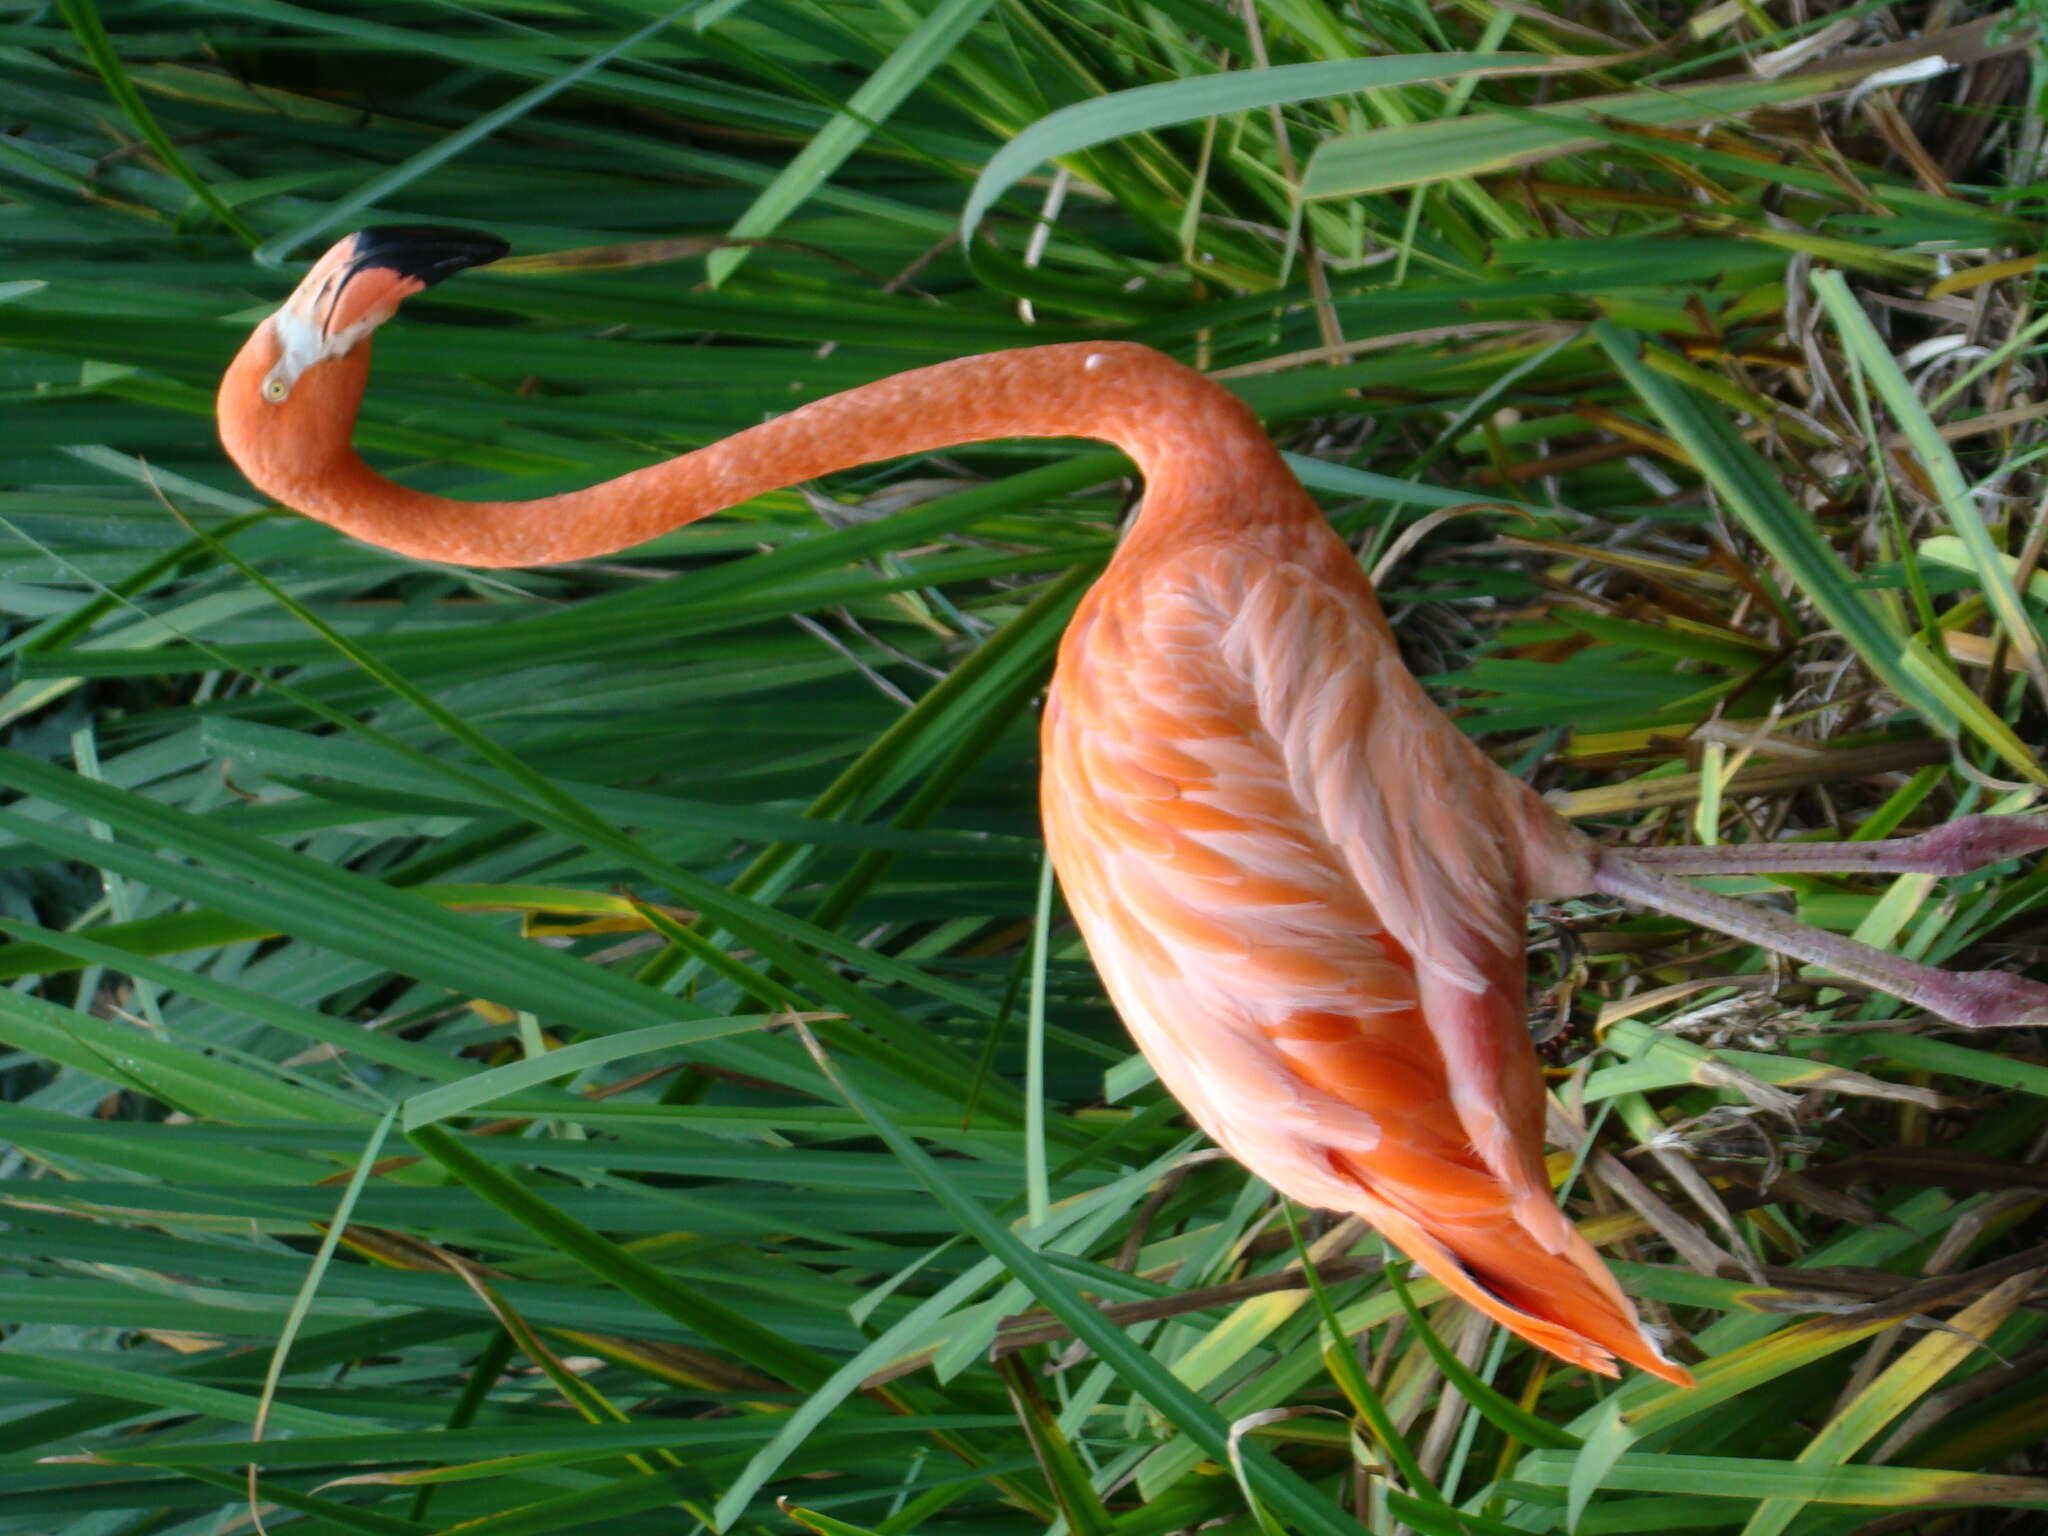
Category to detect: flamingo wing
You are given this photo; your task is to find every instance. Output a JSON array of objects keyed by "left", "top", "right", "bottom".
[
  {"left": 1214, "top": 547, "right": 1572, "bottom": 1254},
  {"left": 1043, "top": 537, "right": 1686, "bottom": 1383}
]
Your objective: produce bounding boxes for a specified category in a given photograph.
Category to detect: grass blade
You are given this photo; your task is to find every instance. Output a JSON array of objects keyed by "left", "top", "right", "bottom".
[
  {"left": 407, "top": 1121, "right": 833, "bottom": 1392},
  {"left": 1593, "top": 320, "right": 2048, "bottom": 781},
  {"left": 54, "top": 0, "right": 259, "bottom": 242},
  {"left": 794, "top": 1024, "right": 1366, "bottom": 1536},
  {"left": 1739, "top": 1268, "right": 2040, "bottom": 1536},
  {"left": 962, "top": 53, "right": 1533, "bottom": 245},
  {"left": 709, "top": 0, "right": 997, "bottom": 287},
  {"left": 1811, "top": 267, "right": 2047, "bottom": 701}
]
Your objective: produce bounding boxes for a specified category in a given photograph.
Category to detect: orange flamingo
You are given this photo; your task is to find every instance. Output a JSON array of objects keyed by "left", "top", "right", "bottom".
[{"left": 218, "top": 228, "right": 2048, "bottom": 1387}]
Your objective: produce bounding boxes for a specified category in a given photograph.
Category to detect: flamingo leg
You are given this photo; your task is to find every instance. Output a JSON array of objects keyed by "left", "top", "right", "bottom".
[
  {"left": 1617, "top": 814, "right": 2048, "bottom": 877},
  {"left": 1588, "top": 852, "right": 2048, "bottom": 1030}
]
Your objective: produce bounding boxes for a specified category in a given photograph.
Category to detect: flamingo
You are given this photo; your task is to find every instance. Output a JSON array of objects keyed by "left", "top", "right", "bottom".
[{"left": 217, "top": 226, "right": 2048, "bottom": 1388}]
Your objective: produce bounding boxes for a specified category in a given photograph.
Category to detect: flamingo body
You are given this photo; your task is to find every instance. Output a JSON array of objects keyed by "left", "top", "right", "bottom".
[
  {"left": 217, "top": 228, "right": 1689, "bottom": 1386},
  {"left": 1045, "top": 496, "right": 1683, "bottom": 1384}
]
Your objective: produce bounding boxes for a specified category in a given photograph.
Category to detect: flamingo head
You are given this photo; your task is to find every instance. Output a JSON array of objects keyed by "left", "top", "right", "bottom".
[{"left": 218, "top": 226, "right": 507, "bottom": 492}]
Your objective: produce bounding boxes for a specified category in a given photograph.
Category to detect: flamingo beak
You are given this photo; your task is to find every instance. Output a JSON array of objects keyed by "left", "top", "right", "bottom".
[
  {"left": 346, "top": 225, "right": 512, "bottom": 290},
  {"left": 319, "top": 225, "right": 510, "bottom": 338},
  {"left": 264, "top": 226, "right": 509, "bottom": 402}
]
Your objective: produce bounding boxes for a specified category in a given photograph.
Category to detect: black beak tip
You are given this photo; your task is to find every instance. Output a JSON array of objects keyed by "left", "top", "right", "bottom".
[{"left": 352, "top": 225, "right": 511, "bottom": 286}]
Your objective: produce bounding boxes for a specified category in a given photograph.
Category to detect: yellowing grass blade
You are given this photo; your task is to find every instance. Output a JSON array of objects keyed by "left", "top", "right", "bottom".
[
  {"left": 1525, "top": 1449, "right": 2048, "bottom": 1509},
  {"left": 1896, "top": 644, "right": 2048, "bottom": 786},
  {"left": 1919, "top": 532, "right": 2048, "bottom": 603},
  {"left": 1739, "top": 1268, "right": 2041, "bottom": 1536},
  {"left": 1627, "top": 1311, "right": 1936, "bottom": 1441}
]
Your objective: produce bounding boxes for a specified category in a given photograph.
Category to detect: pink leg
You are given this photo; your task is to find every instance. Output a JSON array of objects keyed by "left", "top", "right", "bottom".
[
  {"left": 1590, "top": 853, "right": 2048, "bottom": 1031},
  {"left": 1621, "top": 814, "right": 2048, "bottom": 877}
]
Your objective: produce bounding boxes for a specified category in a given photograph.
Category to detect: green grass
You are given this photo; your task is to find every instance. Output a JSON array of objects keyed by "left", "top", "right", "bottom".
[{"left": 4, "top": 2, "right": 2048, "bottom": 1533}]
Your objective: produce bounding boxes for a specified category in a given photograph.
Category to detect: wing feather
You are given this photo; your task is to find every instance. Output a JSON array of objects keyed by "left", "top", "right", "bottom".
[{"left": 1214, "top": 548, "right": 1578, "bottom": 1256}]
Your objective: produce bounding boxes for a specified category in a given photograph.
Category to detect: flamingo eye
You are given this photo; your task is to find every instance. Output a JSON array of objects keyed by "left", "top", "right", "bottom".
[{"left": 262, "top": 376, "right": 290, "bottom": 403}]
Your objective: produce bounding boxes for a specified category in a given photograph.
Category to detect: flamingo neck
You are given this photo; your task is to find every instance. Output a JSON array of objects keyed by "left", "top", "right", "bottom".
[{"left": 235, "top": 341, "right": 1304, "bottom": 568}]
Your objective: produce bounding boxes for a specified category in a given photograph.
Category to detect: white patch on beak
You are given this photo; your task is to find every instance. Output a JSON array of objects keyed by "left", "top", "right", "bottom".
[
  {"left": 261, "top": 299, "right": 383, "bottom": 403},
  {"left": 262, "top": 307, "right": 322, "bottom": 402}
]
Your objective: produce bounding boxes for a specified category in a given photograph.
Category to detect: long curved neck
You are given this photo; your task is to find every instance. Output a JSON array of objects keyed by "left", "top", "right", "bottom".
[{"left": 236, "top": 341, "right": 1304, "bottom": 568}]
